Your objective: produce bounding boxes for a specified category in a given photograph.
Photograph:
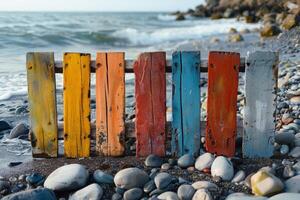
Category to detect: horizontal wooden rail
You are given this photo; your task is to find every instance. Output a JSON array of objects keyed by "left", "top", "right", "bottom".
[{"left": 54, "top": 58, "right": 246, "bottom": 73}]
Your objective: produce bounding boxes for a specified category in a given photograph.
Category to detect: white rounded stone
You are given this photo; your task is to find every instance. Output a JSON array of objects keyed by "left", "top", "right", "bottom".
[{"left": 211, "top": 156, "right": 234, "bottom": 181}]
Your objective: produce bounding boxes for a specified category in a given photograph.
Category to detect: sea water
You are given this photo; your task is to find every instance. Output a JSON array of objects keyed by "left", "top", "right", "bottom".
[{"left": 0, "top": 12, "right": 260, "bottom": 100}]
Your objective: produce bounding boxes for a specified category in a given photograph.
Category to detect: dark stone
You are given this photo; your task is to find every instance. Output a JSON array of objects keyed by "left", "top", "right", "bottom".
[
  {"left": 145, "top": 154, "right": 163, "bottom": 168},
  {"left": 26, "top": 173, "right": 45, "bottom": 186},
  {"left": 8, "top": 162, "right": 22, "bottom": 167},
  {"left": 0, "top": 120, "right": 10, "bottom": 131},
  {"left": 144, "top": 180, "right": 156, "bottom": 193},
  {"left": 15, "top": 106, "right": 28, "bottom": 115},
  {"left": 112, "top": 193, "right": 122, "bottom": 200},
  {"left": 123, "top": 188, "right": 143, "bottom": 200}
]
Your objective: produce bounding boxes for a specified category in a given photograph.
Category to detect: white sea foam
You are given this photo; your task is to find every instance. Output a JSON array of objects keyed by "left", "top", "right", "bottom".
[
  {"left": 157, "top": 14, "right": 177, "bottom": 21},
  {"left": 112, "top": 19, "right": 260, "bottom": 46}
]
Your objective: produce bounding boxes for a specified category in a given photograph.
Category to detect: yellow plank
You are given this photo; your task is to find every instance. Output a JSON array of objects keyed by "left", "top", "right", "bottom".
[
  {"left": 63, "top": 53, "right": 91, "bottom": 158},
  {"left": 26, "top": 52, "right": 58, "bottom": 158}
]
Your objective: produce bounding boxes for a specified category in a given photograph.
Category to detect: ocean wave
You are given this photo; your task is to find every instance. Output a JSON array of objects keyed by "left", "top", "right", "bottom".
[
  {"left": 157, "top": 14, "right": 177, "bottom": 21},
  {"left": 111, "top": 19, "right": 260, "bottom": 46}
]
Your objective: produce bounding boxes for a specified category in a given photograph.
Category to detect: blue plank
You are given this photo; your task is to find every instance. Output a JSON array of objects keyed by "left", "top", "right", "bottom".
[
  {"left": 181, "top": 51, "right": 201, "bottom": 156},
  {"left": 172, "top": 51, "right": 201, "bottom": 156},
  {"left": 172, "top": 51, "right": 183, "bottom": 156}
]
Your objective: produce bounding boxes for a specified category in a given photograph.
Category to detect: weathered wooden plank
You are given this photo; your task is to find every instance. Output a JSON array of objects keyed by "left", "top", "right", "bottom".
[
  {"left": 96, "top": 52, "right": 125, "bottom": 156},
  {"left": 150, "top": 52, "right": 166, "bottom": 156},
  {"left": 243, "top": 51, "right": 278, "bottom": 158},
  {"left": 134, "top": 52, "right": 166, "bottom": 157},
  {"left": 171, "top": 52, "right": 183, "bottom": 155},
  {"left": 206, "top": 51, "right": 240, "bottom": 157},
  {"left": 181, "top": 52, "right": 201, "bottom": 156},
  {"left": 63, "top": 53, "right": 91, "bottom": 158},
  {"left": 171, "top": 51, "right": 201, "bottom": 156},
  {"left": 54, "top": 58, "right": 247, "bottom": 73},
  {"left": 26, "top": 52, "right": 58, "bottom": 158}
]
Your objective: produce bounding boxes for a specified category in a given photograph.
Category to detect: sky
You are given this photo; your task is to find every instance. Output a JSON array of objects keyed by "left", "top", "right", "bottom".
[{"left": 0, "top": 0, "right": 204, "bottom": 12}]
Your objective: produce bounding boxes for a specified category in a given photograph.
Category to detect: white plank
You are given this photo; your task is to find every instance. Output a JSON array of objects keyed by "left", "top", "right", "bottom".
[{"left": 243, "top": 51, "right": 278, "bottom": 158}]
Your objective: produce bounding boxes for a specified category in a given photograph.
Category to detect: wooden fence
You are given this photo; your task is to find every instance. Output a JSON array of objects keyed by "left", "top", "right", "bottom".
[{"left": 26, "top": 51, "right": 278, "bottom": 159}]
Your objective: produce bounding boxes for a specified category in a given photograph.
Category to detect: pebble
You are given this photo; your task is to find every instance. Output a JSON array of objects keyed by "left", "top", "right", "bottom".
[
  {"left": 145, "top": 154, "right": 163, "bottom": 168},
  {"left": 7, "top": 123, "right": 29, "bottom": 139},
  {"left": 289, "top": 147, "right": 300, "bottom": 158},
  {"left": 44, "top": 164, "right": 89, "bottom": 191},
  {"left": 192, "top": 181, "right": 218, "bottom": 192},
  {"left": 250, "top": 170, "right": 284, "bottom": 196},
  {"left": 0, "top": 180, "right": 10, "bottom": 191},
  {"left": 281, "top": 113, "right": 294, "bottom": 125},
  {"left": 93, "top": 170, "right": 114, "bottom": 184},
  {"left": 177, "top": 184, "right": 195, "bottom": 200},
  {"left": 161, "top": 163, "right": 171, "bottom": 171},
  {"left": 26, "top": 173, "right": 45, "bottom": 186},
  {"left": 177, "top": 154, "right": 195, "bottom": 168},
  {"left": 195, "top": 153, "right": 215, "bottom": 171},
  {"left": 192, "top": 189, "right": 212, "bottom": 200},
  {"left": 275, "top": 131, "right": 295, "bottom": 145},
  {"left": 283, "top": 165, "right": 295, "bottom": 178},
  {"left": 225, "top": 193, "right": 267, "bottom": 199},
  {"left": 70, "top": 183, "right": 103, "bottom": 200},
  {"left": 123, "top": 188, "right": 143, "bottom": 200},
  {"left": 0, "top": 120, "right": 10, "bottom": 131},
  {"left": 268, "top": 193, "right": 300, "bottom": 200},
  {"left": 15, "top": 106, "right": 28, "bottom": 115},
  {"left": 144, "top": 180, "right": 156, "bottom": 193},
  {"left": 154, "top": 173, "right": 172, "bottom": 190},
  {"left": 280, "top": 145, "right": 290, "bottom": 155},
  {"left": 285, "top": 175, "right": 300, "bottom": 192},
  {"left": 211, "top": 156, "right": 234, "bottom": 181},
  {"left": 232, "top": 170, "right": 246, "bottom": 183},
  {"left": 1, "top": 188, "right": 56, "bottom": 200},
  {"left": 157, "top": 191, "right": 179, "bottom": 200},
  {"left": 114, "top": 168, "right": 149, "bottom": 189}
]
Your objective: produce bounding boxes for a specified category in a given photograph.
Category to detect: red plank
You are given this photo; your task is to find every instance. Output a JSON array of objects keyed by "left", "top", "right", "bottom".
[
  {"left": 206, "top": 51, "right": 240, "bottom": 157},
  {"left": 134, "top": 52, "right": 166, "bottom": 157}
]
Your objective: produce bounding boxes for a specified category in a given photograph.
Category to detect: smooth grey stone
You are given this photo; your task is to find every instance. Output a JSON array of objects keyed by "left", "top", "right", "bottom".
[
  {"left": 225, "top": 192, "right": 267, "bottom": 199},
  {"left": 115, "top": 187, "right": 126, "bottom": 195},
  {"left": 192, "top": 189, "right": 212, "bottom": 200},
  {"left": 15, "top": 106, "right": 28, "bottom": 115},
  {"left": 44, "top": 164, "right": 89, "bottom": 191},
  {"left": 145, "top": 154, "right": 163, "bottom": 168},
  {"left": 93, "top": 169, "right": 114, "bottom": 184},
  {"left": 231, "top": 170, "right": 246, "bottom": 183},
  {"left": 192, "top": 181, "right": 219, "bottom": 191},
  {"left": 144, "top": 180, "right": 156, "bottom": 193},
  {"left": 157, "top": 191, "right": 179, "bottom": 200},
  {"left": 177, "top": 184, "right": 195, "bottom": 200},
  {"left": 285, "top": 175, "right": 300, "bottom": 192},
  {"left": 275, "top": 131, "right": 295, "bottom": 145},
  {"left": 124, "top": 188, "right": 143, "bottom": 200},
  {"left": 289, "top": 147, "right": 300, "bottom": 158},
  {"left": 268, "top": 193, "right": 300, "bottom": 200},
  {"left": 177, "top": 154, "right": 195, "bottom": 168},
  {"left": 195, "top": 153, "right": 214, "bottom": 171},
  {"left": 0, "top": 120, "right": 10, "bottom": 131},
  {"left": 114, "top": 168, "right": 149, "bottom": 189},
  {"left": 154, "top": 173, "right": 172, "bottom": 190},
  {"left": 161, "top": 163, "right": 171, "bottom": 171},
  {"left": 2, "top": 188, "right": 56, "bottom": 200},
  {"left": 211, "top": 156, "right": 234, "bottom": 181},
  {"left": 70, "top": 183, "right": 103, "bottom": 200},
  {"left": 150, "top": 168, "right": 159, "bottom": 179},
  {"left": 7, "top": 123, "right": 29, "bottom": 139}
]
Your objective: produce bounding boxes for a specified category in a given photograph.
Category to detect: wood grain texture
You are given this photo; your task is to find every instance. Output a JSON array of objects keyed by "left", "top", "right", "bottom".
[
  {"left": 134, "top": 52, "right": 166, "bottom": 157},
  {"left": 206, "top": 51, "right": 240, "bottom": 157},
  {"left": 26, "top": 52, "right": 58, "bottom": 158},
  {"left": 172, "top": 51, "right": 201, "bottom": 156},
  {"left": 243, "top": 51, "right": 278, "bottom": 158},
  {"left": 63, "top": 53, "right": 91, "bottom": 158},
  {"left": 96, "top": 52, "right": 125, "bottom": 156}
]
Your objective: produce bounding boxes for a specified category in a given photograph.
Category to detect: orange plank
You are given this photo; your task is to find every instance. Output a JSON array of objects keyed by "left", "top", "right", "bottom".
[
  {"left": 96, "top": 52, "right": 125, "bottom": 156},
  {"left": 206, "top": 51, "right": 240, "bottom": 157}
]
